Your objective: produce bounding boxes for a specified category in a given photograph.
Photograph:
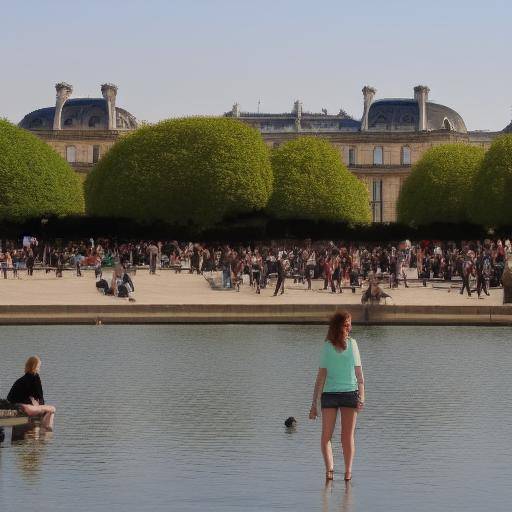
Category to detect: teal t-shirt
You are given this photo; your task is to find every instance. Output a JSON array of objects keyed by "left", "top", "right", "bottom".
[{"left": 319, "top": 338, "right": 361, "bottom": 392}]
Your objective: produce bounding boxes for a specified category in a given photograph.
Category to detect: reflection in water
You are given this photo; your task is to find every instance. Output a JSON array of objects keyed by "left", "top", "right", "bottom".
[
  {"left": 322, "top": 479, "right": 353, "bottom": 512},
  {"left": 11, "top": 424, "right": 52, "bottom": 481}
]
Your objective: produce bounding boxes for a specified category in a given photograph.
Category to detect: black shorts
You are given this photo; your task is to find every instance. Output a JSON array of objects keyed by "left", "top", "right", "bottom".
[{"left": 321, "top": 391, "right": 359, "bottom": 409}]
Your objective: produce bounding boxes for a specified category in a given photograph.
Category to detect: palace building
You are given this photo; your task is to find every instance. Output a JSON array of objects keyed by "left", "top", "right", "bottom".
[
  {"left": 19, "top": 83, "right": 507, "bottom": 222},
  {"left": 19, "top": 83, "right": 137, "bottom": 174}
]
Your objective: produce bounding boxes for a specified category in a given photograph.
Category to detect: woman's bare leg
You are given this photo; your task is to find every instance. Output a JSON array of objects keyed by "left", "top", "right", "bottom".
[
  {"left": 340, "top": 408, "right": 358, "bottom": 478},
  {"left": 321, "top": 408, "right": 337, "bottom": 475},
  {"left": 19, "top": 404, "right": 56, "bottom": 430}
]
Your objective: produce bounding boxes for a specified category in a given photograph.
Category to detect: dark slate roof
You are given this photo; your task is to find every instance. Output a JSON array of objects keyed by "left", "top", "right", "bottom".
[
  {"left": 367, "top": 99, "right": 466, "bottom": 133},
  {"left": 19, "top": 98, "right": 137, "bottom": 130}
]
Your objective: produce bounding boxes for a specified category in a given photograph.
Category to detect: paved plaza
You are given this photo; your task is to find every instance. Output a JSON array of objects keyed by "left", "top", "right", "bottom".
[{"left": 0, "top": 269, "right": 503, "bottom": 307}]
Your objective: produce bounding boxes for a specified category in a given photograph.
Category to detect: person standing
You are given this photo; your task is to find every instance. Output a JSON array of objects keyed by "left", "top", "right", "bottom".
[
  {"left": 306, "top": 249, "right": 316, "bottom": 291},
  {"left": 309, "top": 311, "right": 365, "bottom": 481},
  {"left": 475, "top": 252, "right": 490, "bottom": 299},
  {"left": 460, "top": 254, "right": 474, "bottom": 297},
  {"left": 26, "top": 250, "right": 35, "bottom": 276},
  {"left": 0, "top": 252, "right": 7, "bottom": 279},
  {"left": 147, "top": 242, "right": 158, "bottom": 275},
  {"left": 273, "top": 253, "right": 287, "bottom": 296}
]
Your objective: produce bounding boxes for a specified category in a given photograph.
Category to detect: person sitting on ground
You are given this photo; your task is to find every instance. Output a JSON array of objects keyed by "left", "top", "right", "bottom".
[
  {"left": 7, "top": 356, "right": 56, "bottom": 430},
  {"left": 361, "top": 278, "right": 392, "bottom": 304}
]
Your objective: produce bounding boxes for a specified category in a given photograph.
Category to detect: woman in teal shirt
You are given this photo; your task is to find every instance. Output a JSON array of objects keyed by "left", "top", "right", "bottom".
[{"left": 309, "top": 311, "right": 365, "bottom": 481}]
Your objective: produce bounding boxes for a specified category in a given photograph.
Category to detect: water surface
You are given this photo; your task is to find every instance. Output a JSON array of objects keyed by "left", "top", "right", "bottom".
[{"left": 1, "top": 325, "right": 511, "bottom": 511}]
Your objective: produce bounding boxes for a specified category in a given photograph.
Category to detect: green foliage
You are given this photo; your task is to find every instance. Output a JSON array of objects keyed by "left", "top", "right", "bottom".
[
  {"left": 397, "top": 143, "right": 485, "bottom": 225},
  {"left": 0, "top": 119, "right": 84, "bottom": 220},
  {"left": 471, "top": 134, "right": 512, "bottom": 227},
  {"left": 85, "top": 117, "right": 273, "bottom": 227},
  {"left": 268, "top": 137, "right": 371, "bottom": 224}
]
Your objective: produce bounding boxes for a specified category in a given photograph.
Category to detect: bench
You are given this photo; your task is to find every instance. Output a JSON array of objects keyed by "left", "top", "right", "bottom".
[{"left": 0, "top": 408, "right": 30, "bottom": 428}]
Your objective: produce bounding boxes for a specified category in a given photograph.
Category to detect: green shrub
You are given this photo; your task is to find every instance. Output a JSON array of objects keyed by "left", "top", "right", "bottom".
[
  {"left": 471, "top": 134, "right": 512, "bottom": 227},
  {"left": 0, "top": 119, "right": 84, "bottom": 219},
  {"left": 85, "top": 117, "right": 273, "bottom": 227},
  {"left": 268, "top": 137, "right": 371, "bottom": 224},
  {"left": 397, "top": 143, "right": 485, "bottom": 225}
]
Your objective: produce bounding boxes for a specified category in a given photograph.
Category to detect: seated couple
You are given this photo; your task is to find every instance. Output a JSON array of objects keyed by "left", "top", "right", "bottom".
[
  {"left": 96, "top": 264, "right": 135, "bottom": 301},
  {"left": 6, "top": 356, "right": 56, "bottom": 430}
]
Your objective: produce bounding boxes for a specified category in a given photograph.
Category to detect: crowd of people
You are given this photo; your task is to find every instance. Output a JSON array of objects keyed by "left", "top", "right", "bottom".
[{"left": 1, "top": 236, "right": 510, "bottom": 300}]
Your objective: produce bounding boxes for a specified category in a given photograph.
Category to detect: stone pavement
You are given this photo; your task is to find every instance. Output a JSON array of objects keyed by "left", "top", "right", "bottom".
[{"left": 0, "top": 268, "right": 504, "bottom": 306}]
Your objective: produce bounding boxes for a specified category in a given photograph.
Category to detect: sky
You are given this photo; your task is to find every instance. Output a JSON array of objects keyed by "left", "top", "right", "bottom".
[{"left": 1, "top": 0, "right": 511, "bottom": 131}]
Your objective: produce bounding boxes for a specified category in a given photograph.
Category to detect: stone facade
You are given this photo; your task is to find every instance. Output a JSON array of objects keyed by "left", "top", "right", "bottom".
[
  {"left": 226, "top": 85, "right": 501, "bottom": 222},
  {"left": 19, "top": 83, "right": 506, "bottom": 222},
  {"left": 18, "top": 83, "right": 137, "bottom": 175}
]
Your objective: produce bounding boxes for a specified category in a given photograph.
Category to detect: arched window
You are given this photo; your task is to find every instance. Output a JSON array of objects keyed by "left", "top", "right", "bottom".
[
  {"left": 401, "top": 146, "right": 411, "bottom": 165},
  {"left": 64, "top": 118, "right": 73, "bottom": 127},
  {"left": 443, "top": 118, "right": 453, "bottom": 131},
  {"left": 88, "top": 116, "right": 101, "bottom": 128},
  {"left": 373, "top": 146, "right": 383, "bottom": 165},
  {"left": 66, "top": 146, "right": 76, "bottom": 163}
]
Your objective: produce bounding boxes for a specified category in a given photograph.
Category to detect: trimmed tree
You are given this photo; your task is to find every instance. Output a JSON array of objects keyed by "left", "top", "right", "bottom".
[
  {"left": 471, "top": 134, "right": 512, "bottom": 227},
  {"left": 0, "top": 119, "right": 84, "bottom": 219},
  {"left": 268, "top": 137, "right": 371, "bottom": 224},
  {"left": 85, "top": 117, "right": 273, "bottom": 227},
  {"left": 397, "top": 143, "right": 485, "bottom": 225}
]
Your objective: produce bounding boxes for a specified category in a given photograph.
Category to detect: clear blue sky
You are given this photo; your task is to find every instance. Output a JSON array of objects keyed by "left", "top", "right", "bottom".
[{"left": 2, "top": 0, "right": 511, "bottom": 130}]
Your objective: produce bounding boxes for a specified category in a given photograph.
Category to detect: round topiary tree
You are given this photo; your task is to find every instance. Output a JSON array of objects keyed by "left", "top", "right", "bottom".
[
  {"left": 85, "top": 117, "right": 273, "bottom": 227},
  {"left": 397, "top": 143, "right": 485, "bottom": 226},
  {"left": 0, "top": 119, "right": 84, "bottom": 219},
  {"left": 267, "top": 137, "right": 371, "bottom": 224},
  {"left": 471, "top": 134, "right": 512, "bottom": 227}
]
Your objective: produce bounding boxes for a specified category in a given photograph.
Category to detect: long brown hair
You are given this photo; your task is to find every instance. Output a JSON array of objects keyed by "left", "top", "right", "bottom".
[{"left": 326, "top": 311, "right": 351, "bottom": 350}]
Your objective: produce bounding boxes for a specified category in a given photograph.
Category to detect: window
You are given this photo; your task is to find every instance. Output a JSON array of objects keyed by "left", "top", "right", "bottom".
[
  {"left": 64, "top": 118, "right": 73, "bottom": 127},
  {"left": 88, "top": 116, "right": 101, "bottom": 128},
  {"left": 92, "top": 145, "right": 100, "bottom": 163},
  {"left": 373, "top": 146, "right": 383, "bottom": 165},
  {"left": 348, "top": 147, "right": 356, "bottom": 166},
  {"left": 66, "top": 146, "right": 76, "bottom": 163},
  {"left": 443, "top": 118, "right": 453, "bottom": 131},
  {"left": 30, "top": 118, "right": 43, "bottom": 129},
  {"left": 401, "top": 146, "right": 411, "bottom": 165},
  {"left": 372, "top": 179, "right": 383, "bottom": 223}
]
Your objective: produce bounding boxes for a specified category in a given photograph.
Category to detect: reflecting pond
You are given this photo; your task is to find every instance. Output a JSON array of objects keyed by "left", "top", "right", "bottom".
[{"left": 1, "top": 324, "right": 512, "bottom": 512}]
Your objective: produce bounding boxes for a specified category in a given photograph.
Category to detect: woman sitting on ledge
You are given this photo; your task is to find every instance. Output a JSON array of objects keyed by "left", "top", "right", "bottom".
[{"left": 7, "top": 356, "right": 56, "bottom": 430}]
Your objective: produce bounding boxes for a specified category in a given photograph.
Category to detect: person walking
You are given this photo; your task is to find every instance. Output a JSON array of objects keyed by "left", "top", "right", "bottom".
[
  {"left": 309, "top": 311, "right": 365, "bottom": 481},
  {"left": 273, "top": 253, "right": 288, "bottom": 296}
]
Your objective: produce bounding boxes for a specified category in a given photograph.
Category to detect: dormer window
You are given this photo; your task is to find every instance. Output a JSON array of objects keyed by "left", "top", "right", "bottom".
[
  {"left": 443, "top": 118, "right": 453, "bottom": 131},
  {"left": 30, "top": 118, "right": 43, "bottom": 128},
  {"left": 88, "top": 116, "right": 101, "bottom": 128}
]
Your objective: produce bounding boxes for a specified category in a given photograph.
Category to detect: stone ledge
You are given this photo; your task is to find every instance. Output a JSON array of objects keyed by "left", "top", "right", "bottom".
[{"left": 0, "top": 304, "right": 510, "bottom": 325}]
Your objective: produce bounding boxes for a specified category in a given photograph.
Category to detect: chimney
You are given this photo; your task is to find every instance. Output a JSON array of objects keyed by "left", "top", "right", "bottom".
[
  {"left": 101, "top": 83, "right": 118, "bottom": 130},
  {"left": 293, "top": 100, "right": 302, "bottom": 131},
  {"left": 414, "top": 85, "right": 430, "bottom": 131},
  {"left": 361, "top": 86, "right": 376, "bottom": 131},
  {"left": 53, "top": 82, "right": 73, "bottom": 130},
  {"left": 231, "top": 103, "right": 241, "bottom": 117}
]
